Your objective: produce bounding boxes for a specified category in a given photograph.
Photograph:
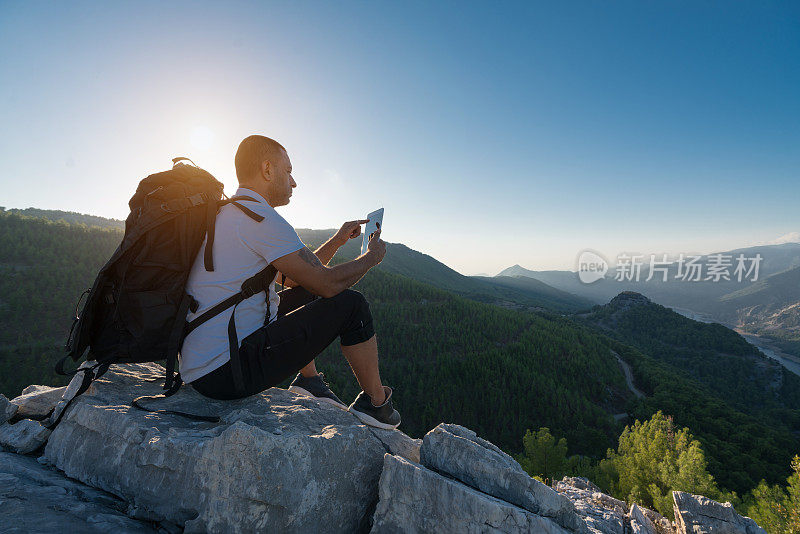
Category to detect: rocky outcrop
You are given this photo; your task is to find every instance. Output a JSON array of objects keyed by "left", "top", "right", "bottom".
[
  {"left": 42, "top": 363, "right": 419, "bottom": 533},
  {"left": 0, "top": 419, "right": 51, "bottom": 454},
  {"left": 1, "top": 394, "right": 18, "bottom": 424},
  {"left": 555, "top": 477, "right": 630, "bottom": 534},
  {"left": 630, "top": 503, "right": 657, "bottom": 534},
  {"left": 673, "top": 491, "right": 766, "bottom": 534},
  {"left": 554, "top": 477, "right": 678, "bottom": 534},
  {"left": 371, "top": 453, "right": 572, "bottom": 533},
  {"left": 0, "top": 364, "right": 768, "bottom": 534},
  {"left": 419, "top": 423, "right": 582, "bottom": 531},
  {"left": 11, "top": 384, "right": 67, "bottom": 419},
  {"left": 0, "top": 451, "right": 158, "bottom": 533},
  {"left": 370, "top": 423, "right": 591, "bottom": 533}
]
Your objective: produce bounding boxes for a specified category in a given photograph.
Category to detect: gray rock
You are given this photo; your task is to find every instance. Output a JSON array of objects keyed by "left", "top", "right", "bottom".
[
  {"left": 641, "top": 506, "right": 676, "bottom": 534},
  {"left": 0, "top": 451, "right": 156, "bottom": 533},
  {"left": 420, "top": 423, "right": 583, "bottom": 531},
  {"left": 0, "top": 394, "right": 18, "bottom": 424},
  {"left": 11, "top": 385, "right": 67, "bottom": 419},
  {"left": 46, "top": 360, "right": 99, "bottom": 425},
  {"left": 371, "top": 453, "right": 571, "bottom": 534},
  {"left": 562, "top": 477, "right": 603, "bottom": 493},
  {"left": 555, "top": 477, "right": 628, "bottom": 534},
  {"left": 673, "top": 491, "right": 766, "bottom": 534},
  {"left": 373, "top": 427, "right": 422, "bottom": 464},
  {"left": 0, "top": 419, "right": 52, "bottom": 454},
  {"left": 630, "top": 503, "right": 658, "bottom": 534},
  {"left": 44, "top": 362, "right": 420, "bottom": 533}
]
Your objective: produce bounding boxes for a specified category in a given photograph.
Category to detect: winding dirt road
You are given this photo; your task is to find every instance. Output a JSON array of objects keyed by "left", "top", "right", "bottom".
[{"left": 611, "top": 350, "right": 645, "bottom": 399}]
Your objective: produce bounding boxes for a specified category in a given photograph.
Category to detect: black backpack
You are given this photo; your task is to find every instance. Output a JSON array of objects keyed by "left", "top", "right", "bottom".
[{"left": 50, "top": 157, "right": 276, "bottom": 426}]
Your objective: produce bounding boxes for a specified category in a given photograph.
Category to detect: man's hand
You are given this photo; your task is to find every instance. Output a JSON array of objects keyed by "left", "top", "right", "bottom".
[
  {"left": 333, "top": 219, "right": 369, "bottom": 247},
  {"left": 366, "top": 227, "right": 386, "bottom": 266}
]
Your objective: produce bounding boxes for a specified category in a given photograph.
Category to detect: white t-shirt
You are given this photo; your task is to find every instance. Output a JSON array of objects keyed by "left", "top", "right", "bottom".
[{"left": 179, "top": 187, "right": 305, "bottom": 383}]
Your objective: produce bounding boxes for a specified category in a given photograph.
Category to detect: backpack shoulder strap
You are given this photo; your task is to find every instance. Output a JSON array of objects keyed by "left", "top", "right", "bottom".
[
  {"left": 183, "top": 264, "right": 277, "bottom": 338},
  {"left": 227, "top": 195, "right": 265, "bottom": 222},
  {"left": 183, "top": 264, "right": 278, "bottom": 395},
  {"left": 203, "top": 195, "right": 265, "bottom": 272}
]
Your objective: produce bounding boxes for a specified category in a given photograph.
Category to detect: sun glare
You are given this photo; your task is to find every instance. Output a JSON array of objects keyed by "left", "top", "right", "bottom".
[{"left": 190, "top": 125, "right": 215, "bottom": 151}]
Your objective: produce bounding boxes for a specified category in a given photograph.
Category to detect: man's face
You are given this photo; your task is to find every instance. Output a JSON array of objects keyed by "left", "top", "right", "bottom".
[{"left": 265, "top": 149, "right": 297, "bottom": 207}]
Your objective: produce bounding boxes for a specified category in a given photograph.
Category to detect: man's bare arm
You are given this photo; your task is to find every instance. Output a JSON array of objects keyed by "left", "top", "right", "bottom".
[
  {"left": 314, "top": 234, "right": 341, "bottom": 266},
  {"left": 277, "top": 235, "right": 340, "bottom": 288},
  {"left": 273, "top": 229, "right": 386, "bottom": 298},
  {"left": 278, "top": 219, "right": 368, "bottom": 288}
]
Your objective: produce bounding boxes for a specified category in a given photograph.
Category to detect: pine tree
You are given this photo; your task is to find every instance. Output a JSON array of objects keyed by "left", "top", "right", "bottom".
[
  {"left": 746, "top": 455, "right": 800, "bottom": 534},
  {"left": 516, "top": 427, "right": 568, "bottom": 483},
  {"left": 610, "top": 411, "right": 719, "bottom": 518}
]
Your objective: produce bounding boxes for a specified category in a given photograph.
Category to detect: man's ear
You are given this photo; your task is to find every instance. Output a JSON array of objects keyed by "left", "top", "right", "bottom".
[{"left": 261, "top": 160, "right": 271, "bottom": 182}]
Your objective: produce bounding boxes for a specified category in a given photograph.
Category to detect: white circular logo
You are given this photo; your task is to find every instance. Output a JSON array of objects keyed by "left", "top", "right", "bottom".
[{"left": 577, "top": 250, "right": 608, "bottom": 284}]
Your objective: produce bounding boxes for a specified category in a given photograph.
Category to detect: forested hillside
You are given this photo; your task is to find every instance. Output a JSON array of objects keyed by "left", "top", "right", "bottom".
[
  {"left": 0, "top": 211, "right": 122, "bottom": 345},
  {"left": 1, "top": 207, "right": 124, "bottom": 229},
  {"left": 0, "top": 209, "right": 797, "bottom": 500},
  {"left": 576, "top": 292, "right": 800, "bottom": 419}
]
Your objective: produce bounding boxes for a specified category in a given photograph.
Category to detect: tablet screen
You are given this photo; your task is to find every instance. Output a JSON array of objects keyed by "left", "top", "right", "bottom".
[{"left": 361, "top": 208, "right": 384, "bottom": 255}]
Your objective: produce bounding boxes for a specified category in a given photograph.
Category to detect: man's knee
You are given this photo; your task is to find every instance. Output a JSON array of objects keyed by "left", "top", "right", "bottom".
[
  {"left": 337, "top": 289, "right": 369, "bottom": 313},
  {"left": 337, "top": 289, "right": 374, "bottom": 346}
]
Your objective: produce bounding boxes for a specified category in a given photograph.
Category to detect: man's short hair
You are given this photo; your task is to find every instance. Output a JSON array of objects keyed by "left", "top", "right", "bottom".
[{"left": 235, "top": 135, "right": 286, "bottom": 183}]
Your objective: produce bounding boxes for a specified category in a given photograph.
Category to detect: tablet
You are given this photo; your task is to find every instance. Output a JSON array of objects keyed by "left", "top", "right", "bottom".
[{"left": 361, "top": 208, "right": 384, "bottom": 255}]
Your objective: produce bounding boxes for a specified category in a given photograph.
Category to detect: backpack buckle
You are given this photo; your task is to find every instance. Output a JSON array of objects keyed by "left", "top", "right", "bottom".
[{"left": 241, "top": 285, "right": 258, "bottom": 299}]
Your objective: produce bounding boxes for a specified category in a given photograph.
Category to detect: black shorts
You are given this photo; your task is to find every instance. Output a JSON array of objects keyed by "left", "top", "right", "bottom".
[{"left": 190, "top": 287, "right": 375, "bottom": 400}]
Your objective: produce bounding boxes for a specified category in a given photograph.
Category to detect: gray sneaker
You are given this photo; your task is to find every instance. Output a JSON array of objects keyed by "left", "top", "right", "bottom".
[
  {"left": 288, "top": 372, "right": 348, "bottom": 410},
  {"left": 348, "top": 386, "right": 401, "bottom": 430}
]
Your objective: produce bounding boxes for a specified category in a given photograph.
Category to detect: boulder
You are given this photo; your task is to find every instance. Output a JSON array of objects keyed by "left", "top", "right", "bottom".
[
  {"left": 371, "top": 453, "right": 571, "bottom": 533},
  {"left": 11, "top": 385, "right": 67, "bottom": 419},
  {"left": 630, "top": 503, "right": 657, "bottom": 534},
  {"left": 554, "top": 478, "right": 676, "bottom": 534},
  {"left": 672, "top": 491, "right": 766, "bottom": 534},
  {"left": 420, "top": 423, "right": 583, "bottom": 531},
  {"left": 0, "top": 451, "right": 158, "bottom": 533},
  {"left": 43, "top": 362, "right": 420, "bottom": 534},
  {"left": 1, "top": 393, "right": 18, "bottom": 424},
  {"left": 0, "top": 419, "right": 52, "bottom": 454},
  {"left": 640, "top": 506, "right": 675, "bottom": 534},
  {"left": 555, "top": 477, "right": 628, "bottom": 534}
]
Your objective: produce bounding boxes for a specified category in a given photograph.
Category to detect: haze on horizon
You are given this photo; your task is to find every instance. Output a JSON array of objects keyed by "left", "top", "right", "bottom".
[{"left": 1, "top": 2, "right": 798, "bottom": 275}]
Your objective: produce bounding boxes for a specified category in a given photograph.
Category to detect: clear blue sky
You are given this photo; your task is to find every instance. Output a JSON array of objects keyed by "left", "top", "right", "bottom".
[{"left": 1, "top": 1, "right": 798, "bottom": 274}]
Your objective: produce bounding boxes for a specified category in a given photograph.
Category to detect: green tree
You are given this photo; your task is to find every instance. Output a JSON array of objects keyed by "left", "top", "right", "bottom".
[
  {"left": 610, "top": 411, "right": 719, "bottom": 518},
  {"left": 517, "top": 427, "right": 568, "bottom": 483},
  {"left": 747, "top": 455, "right": 800, "bottom": 534}
]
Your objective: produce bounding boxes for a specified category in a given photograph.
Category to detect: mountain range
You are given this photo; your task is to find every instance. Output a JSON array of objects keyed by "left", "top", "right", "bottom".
[
  {"left": 497, "top": 243, "right": 800, "bottom": 357},
  {"left": 0, "top": 207, "right": 798, "bottom": 498}
]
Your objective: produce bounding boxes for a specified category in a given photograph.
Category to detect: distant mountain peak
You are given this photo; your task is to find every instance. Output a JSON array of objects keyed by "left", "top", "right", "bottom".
[
  {"left": 769, "top": 231, "right": 800, "bottom": 245},
  {"left": 496, "top": 264, "right": 532, "bottom": 277}
]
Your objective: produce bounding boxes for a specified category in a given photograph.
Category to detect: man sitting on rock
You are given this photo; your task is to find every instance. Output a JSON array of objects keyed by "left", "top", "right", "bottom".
[{"left": 179, "top": 134, "right": 401, "bottom": 430}]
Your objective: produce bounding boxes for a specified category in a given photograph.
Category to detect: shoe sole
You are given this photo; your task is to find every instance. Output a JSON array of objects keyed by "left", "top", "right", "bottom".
[
  {"left": 348, "top": 407, "right": 401, "bottom": 430},
  {"left": 289, "top": 386, "right": 348, "bottom": 411}
]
